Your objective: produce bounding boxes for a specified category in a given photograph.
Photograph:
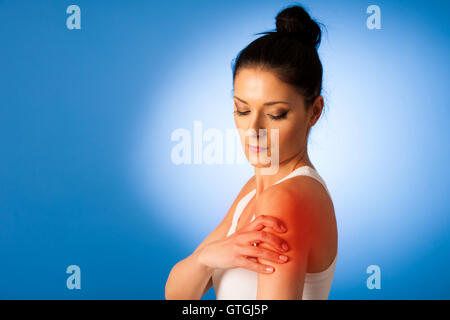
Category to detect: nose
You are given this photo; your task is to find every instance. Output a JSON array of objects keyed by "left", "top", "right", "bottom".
[{"left": 247, "top": 112, "right": 267, "bottom": 142}]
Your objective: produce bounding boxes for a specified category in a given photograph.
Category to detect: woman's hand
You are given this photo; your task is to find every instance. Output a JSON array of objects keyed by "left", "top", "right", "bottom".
[{"left": 197, "top": 215, "right": 290, "bottom": 274}]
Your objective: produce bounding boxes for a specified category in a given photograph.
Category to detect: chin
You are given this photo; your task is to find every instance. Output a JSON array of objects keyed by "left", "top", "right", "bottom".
[{"left": 246, "top": 157, "right": 274, "bottom": 168}]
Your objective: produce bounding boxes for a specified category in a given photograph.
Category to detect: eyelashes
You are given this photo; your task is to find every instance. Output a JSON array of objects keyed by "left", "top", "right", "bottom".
[
  {"left": 234, "top": 110, "right": 250, "bottom": 117},
  {"left": 269, "top": 111, "right": 288, "bottom": 120},
  {"left": 234, "top": 110, "right": 246, "bottom": 115},
  {"left": 233, "top": 110, "right": 288, "bottom": 120}
]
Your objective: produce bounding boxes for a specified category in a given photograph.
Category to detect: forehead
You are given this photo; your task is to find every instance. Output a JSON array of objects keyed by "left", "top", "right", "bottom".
[{"left": 233, "top": 67, "right": 301, "bottom": 104}]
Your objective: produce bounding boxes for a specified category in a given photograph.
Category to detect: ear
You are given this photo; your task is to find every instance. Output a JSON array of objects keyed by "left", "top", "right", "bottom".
[{"left": 309, "top": 96, "right": 324, "bottom": 127}]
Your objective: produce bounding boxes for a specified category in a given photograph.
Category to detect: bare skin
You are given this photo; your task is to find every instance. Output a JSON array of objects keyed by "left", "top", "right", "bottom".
[{"left": 165, "top": 67, "right": 337, "bottom": 300}]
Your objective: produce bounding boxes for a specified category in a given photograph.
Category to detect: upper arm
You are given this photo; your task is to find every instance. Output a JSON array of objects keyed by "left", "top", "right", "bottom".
[{"left": 254, "top": 183, "right": 319, "bottom": 300}]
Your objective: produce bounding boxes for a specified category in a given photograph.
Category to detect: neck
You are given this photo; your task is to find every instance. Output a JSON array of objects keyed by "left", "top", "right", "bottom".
[{"left": 253, "top": 148, "right": 313, "bottom": 200}]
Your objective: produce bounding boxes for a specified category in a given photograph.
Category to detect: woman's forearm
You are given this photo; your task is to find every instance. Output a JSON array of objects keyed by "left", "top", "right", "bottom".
[{"left": 165, "top": 249, "right": 214, "bottom": 300}]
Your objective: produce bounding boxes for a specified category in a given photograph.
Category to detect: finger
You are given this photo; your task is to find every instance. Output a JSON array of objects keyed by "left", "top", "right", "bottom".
[
  {"left": 235, "top": 256, "right": 275, "bottom": 274},
  {"left": 242, "top": 214, "right": 287, "bottom": 232},
  {"left": 241, "top": 214, "right": 287, "bottom": 233},
  {"left": 238, "top": 230, "right": 289, "bottom": 252},
  {"left": 238, "top": 244, "right": 289, "bottom": 264}
]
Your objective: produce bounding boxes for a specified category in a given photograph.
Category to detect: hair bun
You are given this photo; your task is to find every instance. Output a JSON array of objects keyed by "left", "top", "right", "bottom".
[{"left": 275, "top": 5, "right": 322, "bottom": 49}]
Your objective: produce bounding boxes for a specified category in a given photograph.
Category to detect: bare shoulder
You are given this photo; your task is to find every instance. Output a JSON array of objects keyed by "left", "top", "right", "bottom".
[
  {"left": 254, "top": 179, "right": 315, "bottom": 242},
  {"left": 259, "top": 175, "right": 333, "bottom": 220},
  {"left": 254, "top": 175, "right": 336, "bottom": 254}
]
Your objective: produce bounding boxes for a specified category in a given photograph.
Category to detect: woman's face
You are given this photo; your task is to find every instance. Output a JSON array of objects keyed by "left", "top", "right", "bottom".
[{"left": 233, "top": 67, "right": 321, "bottom": 168}]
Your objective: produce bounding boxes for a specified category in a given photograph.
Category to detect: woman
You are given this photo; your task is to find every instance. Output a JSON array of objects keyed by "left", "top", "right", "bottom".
[{"left": 165, "top": 4, "right": 338, "bottom": 300}]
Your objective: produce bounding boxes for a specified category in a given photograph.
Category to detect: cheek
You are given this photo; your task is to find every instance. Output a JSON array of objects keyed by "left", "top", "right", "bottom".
[
  {"left": 277, "top": 130, "right": 294, "bottom": 153},
  {"left": 234, "top": 116, "right": 248, "bottom": 132},
  {"left": 268, "top": 122, "right": 304, "bottom": 154}
]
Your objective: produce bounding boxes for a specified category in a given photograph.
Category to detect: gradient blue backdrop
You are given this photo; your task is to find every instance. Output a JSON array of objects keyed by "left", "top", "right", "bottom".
[{"left": 0, "top": 0, "right": 449, "bottom": 299}]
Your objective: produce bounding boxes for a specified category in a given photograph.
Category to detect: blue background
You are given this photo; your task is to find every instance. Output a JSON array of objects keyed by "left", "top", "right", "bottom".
[{"left": 0, "top": 0, "right": 449, "bottom": 299}]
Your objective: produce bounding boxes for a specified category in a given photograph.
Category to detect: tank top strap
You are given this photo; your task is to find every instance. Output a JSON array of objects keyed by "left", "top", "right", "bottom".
[
  {"left": 275, "top": 165, "right": 330, "bottom": 195},
  {"left": 227, "top": 189, "right": 256, "bottom": 236}
]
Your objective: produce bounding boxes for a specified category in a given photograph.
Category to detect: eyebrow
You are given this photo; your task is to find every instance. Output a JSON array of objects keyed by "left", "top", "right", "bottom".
[{"left": 233, "top": 96, "right": 291, "bottom": 106}]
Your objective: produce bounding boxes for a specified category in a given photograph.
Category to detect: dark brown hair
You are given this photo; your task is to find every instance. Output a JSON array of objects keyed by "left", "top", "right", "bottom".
[{"left": 232, "top": 4, "right": 325, "bottom": 109}]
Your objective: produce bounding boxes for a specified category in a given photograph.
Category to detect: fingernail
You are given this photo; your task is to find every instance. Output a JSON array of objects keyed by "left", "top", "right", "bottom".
[
  {"left": 266, "top": 266, "right": 274, "bottom": 273},
  {"left": 282, "top": 242, "right": 289, "bottom": 251},
  {"left": 279, "top": 255, "right": 288, "bottom": 262}
]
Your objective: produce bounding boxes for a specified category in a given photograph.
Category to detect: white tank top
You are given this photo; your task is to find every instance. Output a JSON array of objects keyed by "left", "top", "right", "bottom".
[{"left": 212, "top": 165, "right": 337, "bottom": 300}]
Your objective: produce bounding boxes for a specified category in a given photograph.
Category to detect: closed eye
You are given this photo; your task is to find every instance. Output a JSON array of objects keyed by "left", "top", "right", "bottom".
[
  {"left": 234, "top": 109, "right": 289, "bottom": 120},
  {"left": 268, "top": 111, "right": 288, "bottom": 120},
  {"left": 234, "top": 110, "right": 250, "bottom": 116}
]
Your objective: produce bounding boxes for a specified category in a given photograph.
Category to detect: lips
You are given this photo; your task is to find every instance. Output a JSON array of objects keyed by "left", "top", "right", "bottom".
[{"left": 248, "top": 144, "right": 268, "bottom": 153}]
